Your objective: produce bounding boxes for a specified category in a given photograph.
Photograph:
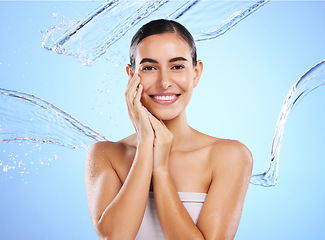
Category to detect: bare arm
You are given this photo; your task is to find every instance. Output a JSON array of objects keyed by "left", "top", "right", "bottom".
[
  {"left": 197, "top": 141, "right": 253, "bottom": 239},
  {"left": 149, "top": 116, "right": 205, "bottom": 239},
  {"left": 153, "top": 171, "right": 206, "bottom": 239},
  {"left": 85, "top": 73, "right": 155, "bottom": 239},
  {"left": 149, "top": 116, "right": 252, "bottom": 240},
  {"left": 85, "top": 140, "right": 153, "bottom": 240},
  {"left": 154, "top": 141, "right": 252, "bottom": 240}
]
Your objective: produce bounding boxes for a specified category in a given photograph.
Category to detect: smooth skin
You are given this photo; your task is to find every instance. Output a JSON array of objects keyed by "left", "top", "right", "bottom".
[{"left": 85, "top": 33, "right": 253, "bottom": 240}]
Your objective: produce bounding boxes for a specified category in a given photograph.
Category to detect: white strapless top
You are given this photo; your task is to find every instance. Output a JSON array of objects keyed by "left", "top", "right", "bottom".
[{"left": 135, "top": 192, "right": 207, "bottom": 240}]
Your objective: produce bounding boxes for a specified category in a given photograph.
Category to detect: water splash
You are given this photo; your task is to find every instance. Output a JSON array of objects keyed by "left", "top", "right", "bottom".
[
  {"left": 250, "top": 59, "right": 325, "bottom": 187},
  {"left": 170, "top": 0, "right": 269, "bottom": 41},
  {"left": 4, "top": 0, "right": 324, "bottom": 187},
  {"left": 0, "top": 88, "right": 107, "bottom": 150},
  {"left": 41, "top": 0, "right": 170, "bottom": 66},
  {"left": 2, "top": 60, "right": 325, "bottom": 183},
  {"left": 41, "top": 0, "right": 268, "bottom": 65},
  {"left": 3, "top": 0, "right": 269, "bottom": 177},
  {"left": 0, "top": 88, "right": 108, "bottom": 175}
]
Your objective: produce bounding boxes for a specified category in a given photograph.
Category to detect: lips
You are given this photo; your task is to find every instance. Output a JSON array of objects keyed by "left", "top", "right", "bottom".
[{"left": 149, "top": 93, "right": 181, "bottom": 105}]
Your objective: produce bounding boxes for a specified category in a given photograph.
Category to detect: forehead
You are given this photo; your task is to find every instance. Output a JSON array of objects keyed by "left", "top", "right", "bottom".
[{"left": 135, "top": 33, "right": 191, "bottom": 62}]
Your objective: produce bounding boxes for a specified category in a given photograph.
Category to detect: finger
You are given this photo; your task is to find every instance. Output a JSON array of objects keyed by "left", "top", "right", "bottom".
[
  {"left": 125, "top": 73, "right": 140, "bottom": 98},
  {"left": 148, "top": 114, "right": 163, "bottom": 132},
  {"left": 143, "top": 107, "right": 152, "bottom": 117},
  {"left": 151, "top": 116, "right": 173, "bottom": 140},
  {"left": 125, "top": 74, "right": 140, "bottom": 107},
  {"left": 126, "top": 72, "right": 137, "bottom": 88},
  {"left": 129, "top": 75, "right": 141, "bottom": 102},
  {"left": 125, "top": 74, "right": 134, "bottom": 97},
  {"left": 125, "top": 76, "right": 141, "bottom": 123},
  {"left": 131, "top": 83, "right": 142, "bottom": 115},
  {"left": 159, "top": 119, "right": 169, "bottom": 130},
  {"left": 134, "top": 84, "right": 143, "bottom": 109}
]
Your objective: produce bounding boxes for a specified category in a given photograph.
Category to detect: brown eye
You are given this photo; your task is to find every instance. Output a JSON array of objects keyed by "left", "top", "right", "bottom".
[
  {"left": 172, "top": 65, "right": 185, "bottom": 70},
  {"left": 142, "top": 66, "right": 156, "bottom": 71}
]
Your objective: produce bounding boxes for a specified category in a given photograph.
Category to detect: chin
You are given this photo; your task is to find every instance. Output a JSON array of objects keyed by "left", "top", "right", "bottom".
[
  {"left": 155, "top": 115, "right": 175, "bottom": 121},
  {"left": 150, "top": 110, "right": 180, "bottom": 121}
]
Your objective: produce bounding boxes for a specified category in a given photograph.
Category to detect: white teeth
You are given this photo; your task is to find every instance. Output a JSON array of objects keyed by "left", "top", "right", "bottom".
[{"left": 153, "top": 95, "right": 177, "bottom": 101}]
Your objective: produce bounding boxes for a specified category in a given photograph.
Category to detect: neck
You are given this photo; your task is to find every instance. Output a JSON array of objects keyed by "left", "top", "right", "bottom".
[{"left": 162, "top": 111, "right": 193, "bottom": 150}]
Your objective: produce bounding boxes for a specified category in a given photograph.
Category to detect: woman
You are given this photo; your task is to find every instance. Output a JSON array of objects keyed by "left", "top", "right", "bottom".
[{"left": 85, "top": 19, "right": 253, "bottom": 240}]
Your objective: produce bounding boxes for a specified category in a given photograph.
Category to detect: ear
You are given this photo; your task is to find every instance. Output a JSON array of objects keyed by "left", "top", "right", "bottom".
[
  {"left": 193, "top": 60, "right": 203, "bottom": 88},
  {"left": 126, "top": 64, "right": 134, "bottom": 78}
]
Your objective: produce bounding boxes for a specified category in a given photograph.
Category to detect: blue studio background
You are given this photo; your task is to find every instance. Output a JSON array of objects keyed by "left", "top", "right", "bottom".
[{"left": 0, "top": 1, "right": 325, "bottom": 239}]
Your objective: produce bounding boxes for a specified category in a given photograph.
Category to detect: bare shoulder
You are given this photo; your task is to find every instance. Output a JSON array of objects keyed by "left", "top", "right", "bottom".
[
  {"left": 86, "top": 134, "right": 137, "bottom": 169},
  {"left": 87, "top": 141, "right": 120, "bottom": 162},
  {"left": 85, "top": 142, "right": 117, "bottom": 176},
  {"left": 86, "top": 137, "right": 133, "bottom": 166},
  {"left": 209, "top": 138, "right": 253, "bottom": 171}
]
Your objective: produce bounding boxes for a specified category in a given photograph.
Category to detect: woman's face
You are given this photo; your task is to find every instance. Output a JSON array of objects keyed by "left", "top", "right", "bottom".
[{"left": 129, "top": 32, "right": 203, "bottom": 120}]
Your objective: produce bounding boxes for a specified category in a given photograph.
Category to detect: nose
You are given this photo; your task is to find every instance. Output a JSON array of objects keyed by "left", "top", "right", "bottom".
[{"left": 157, "top": 70, "right": 172, "bottom": 89}]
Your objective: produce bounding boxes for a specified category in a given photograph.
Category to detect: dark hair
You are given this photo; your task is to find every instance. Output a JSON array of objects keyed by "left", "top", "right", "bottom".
[{"left": 129, "top": 19, "right": 197, "bottom": 69}]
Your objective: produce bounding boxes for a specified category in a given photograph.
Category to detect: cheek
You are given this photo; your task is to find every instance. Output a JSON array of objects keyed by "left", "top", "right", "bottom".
[
  {"left": 176, "top": 72, "right": 194, "bottom": 91},
  {"left": 139, "top": 77, "right": 152, "bottom": 106},
  {"left": 139, "top": 75, "right": 153, "bottom": 92}
]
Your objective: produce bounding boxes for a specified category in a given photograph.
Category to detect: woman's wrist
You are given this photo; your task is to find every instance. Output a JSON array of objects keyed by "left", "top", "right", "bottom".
[
  {"left": 137, "top": 137, "right": 154, "bottom": 147},
  {"left": 152, "top": 166, "right": 169, "bottom": 176}
]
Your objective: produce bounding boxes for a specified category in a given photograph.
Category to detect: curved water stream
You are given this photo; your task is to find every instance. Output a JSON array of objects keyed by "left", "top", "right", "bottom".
[{"left": 1, "top": 0, "right": 324, "bottom": 187}]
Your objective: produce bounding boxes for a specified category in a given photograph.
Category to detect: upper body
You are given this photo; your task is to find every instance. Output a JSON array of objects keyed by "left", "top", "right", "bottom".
[{"left": 85, "top": 19, "right": 253, "bottom": 240}]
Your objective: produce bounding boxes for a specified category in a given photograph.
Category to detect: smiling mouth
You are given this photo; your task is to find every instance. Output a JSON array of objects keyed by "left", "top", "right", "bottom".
[
  {"left": 149, "top": 93, "right": 181, "bottom": 104},
  {"left": 150, "top": 94, "right": 181, "bottom": 101}
]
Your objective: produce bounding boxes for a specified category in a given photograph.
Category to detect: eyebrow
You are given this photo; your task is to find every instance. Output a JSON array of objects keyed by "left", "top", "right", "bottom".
[
  {"left": 139, "top": 57, "right": 188, "bottom": 65},
  {"left": 169, "top": 57, "right": 188, "bottom": 63},
  {"left": 139, "top": 58, "right": 158, "bottom": 64}
]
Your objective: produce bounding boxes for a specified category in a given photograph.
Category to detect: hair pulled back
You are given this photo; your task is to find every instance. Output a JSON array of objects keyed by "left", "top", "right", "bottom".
[{"left": 129, "top": 19, "right": 197, "bottom": 69}]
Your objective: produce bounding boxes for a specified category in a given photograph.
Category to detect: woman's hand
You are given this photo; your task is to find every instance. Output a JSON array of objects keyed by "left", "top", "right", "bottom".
[
  {"left": 125, "top": 73, "right": 154, "bottom": 142},
  {"left": 149, "top": 115, "right": 173, "bottom": 172}
]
